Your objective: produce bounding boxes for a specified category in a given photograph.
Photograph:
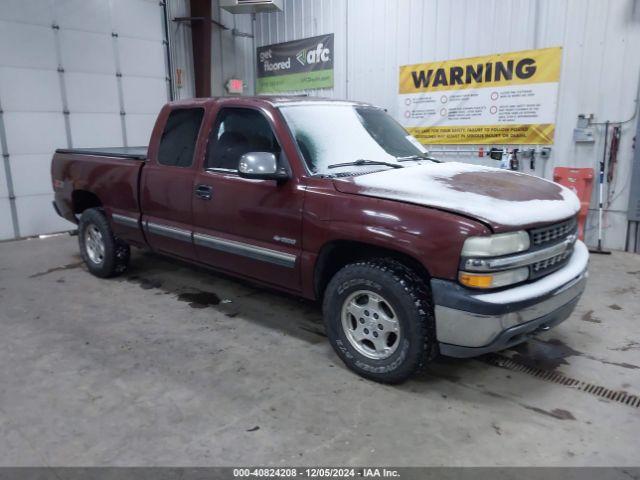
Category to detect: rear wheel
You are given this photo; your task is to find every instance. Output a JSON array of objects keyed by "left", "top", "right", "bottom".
[
  {"left": 78, "top": 208, "right": 130, "bottom": 278},
  {"left": 323, "top": 258, "right": 436, "bottom": 384}
]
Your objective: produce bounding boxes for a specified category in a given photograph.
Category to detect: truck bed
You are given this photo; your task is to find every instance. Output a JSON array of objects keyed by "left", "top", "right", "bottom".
[
  {"left": 52, "top": 147, "right": 146, "bottom": 231},
  {"left": 55, "top": 146, "right": 147, "bottom": 160}
]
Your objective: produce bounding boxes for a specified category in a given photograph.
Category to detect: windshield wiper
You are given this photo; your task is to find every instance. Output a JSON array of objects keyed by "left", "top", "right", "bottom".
[
  {"left": 327, "top": 159, "right": 404, "bottom": 169},
  {"left": 396, "top": 155, "right": 441, "bottom": 163}
]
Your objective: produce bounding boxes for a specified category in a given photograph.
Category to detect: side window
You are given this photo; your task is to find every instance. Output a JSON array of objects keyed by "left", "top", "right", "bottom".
[
  {"left": 157, "top": 108, "right": 204, "bottom": 167},
  {"left": 205, "top": 108, "right": 281, "bottom": 170}
]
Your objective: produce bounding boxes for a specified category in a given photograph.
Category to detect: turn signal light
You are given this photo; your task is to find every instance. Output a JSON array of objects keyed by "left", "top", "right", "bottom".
[
  {"left": 459, "top": 267, "right": 529, "bottom": 289},
  {"left": 459, "top": 272, "right": 494, "bottom": 289}
]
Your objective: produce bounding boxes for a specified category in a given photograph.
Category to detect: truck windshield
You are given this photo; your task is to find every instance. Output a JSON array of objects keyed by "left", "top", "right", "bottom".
[{"left": 279, "top": 104, "right": 429, "bottom": 176}]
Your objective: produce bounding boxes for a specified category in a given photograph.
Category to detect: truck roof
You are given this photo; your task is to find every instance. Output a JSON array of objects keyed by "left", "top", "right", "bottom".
[{"left": 167, "top": 96, "right": 376, "bottom": 109}]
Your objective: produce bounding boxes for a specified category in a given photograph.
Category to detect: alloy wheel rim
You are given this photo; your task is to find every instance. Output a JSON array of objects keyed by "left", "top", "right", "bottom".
[
  {"left": 84, "top": 224, "right": 105, "bottom": 265},
  {"left": 340, "top": 290, "right": 401, "bottom": 360}
]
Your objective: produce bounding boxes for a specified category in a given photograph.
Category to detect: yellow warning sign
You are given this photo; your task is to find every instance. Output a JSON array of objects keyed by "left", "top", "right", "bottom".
[{"left": 398, "top": 47, "right": 562, "bottom": 144}]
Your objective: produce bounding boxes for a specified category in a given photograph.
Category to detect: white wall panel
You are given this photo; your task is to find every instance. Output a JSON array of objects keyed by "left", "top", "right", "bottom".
[
  {"left": 124, "top": 114, "right": 158, "bottom": 146},
  {"left": 118, "top": 37, "right": 166, "bottom": 78},
  {"left": 112, "top": 0, "right": 163, "bottom": 41},
  {"left": 255, "top": 0, "right": 640, "bottom": 251},
  {"left": 3, "top": 113, "right": 66, "bottom": 155},
  {"left": 0, "top": 159, "right": 7, "bottom": 198},
  {"left": 65, "top": 73, "right": 120, "bottom": 113},
  {"left": 59, "top": 30, "right": 115, "bottom": 74},
  {"left": 0, "top": 199, "right": 15, "bottom": 240},
  {"left": 0, "top": 0, "right": 170, "bottom": 239},
  {"left": 15, "top": 194, "right": 74, "bottom": 237},
  {"left": 54, "top": 0, "right": 111, "bottom": 33},
  {"left": 121, "top": 77, "right": 167, "bottom": 114},
  {"left": 69, "top": 113, "right": 123, "bottom": 148},
  {"left": 0, "top": 68, "right": 62, "bottom": 113},
  {"left": 0, "top": 0, "right": 53, "bottom": 26},
  {"left": 9, "top": 155, "right": 53, "bottom": 197},
  {"left": 0, "top": 21, "right": 57, "bottom": 70}
]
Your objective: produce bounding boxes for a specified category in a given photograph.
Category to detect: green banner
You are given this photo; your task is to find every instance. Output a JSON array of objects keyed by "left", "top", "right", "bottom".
[
  {"left": 256, "top": 34, "right": 334, "bottom": 93},
  {"left": 256, "top": 69, "right": 333, "bottom": 94}
]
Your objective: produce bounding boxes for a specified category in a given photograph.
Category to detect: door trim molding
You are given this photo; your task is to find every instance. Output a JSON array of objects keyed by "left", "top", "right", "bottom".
[
  {"left": 193, "top": 232, "right": 296, "bottom": 268},
  {"left": 112, "top": 213, "right": 139, "bottom": 228},
  {"left": 145, "top": 220, "right": 192, "bottom": 242}
]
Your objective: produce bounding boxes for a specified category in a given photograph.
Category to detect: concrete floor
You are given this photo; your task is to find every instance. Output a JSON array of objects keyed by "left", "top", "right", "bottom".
[{"left": 0, "top": 234, "right": 639, "bottom": 466}]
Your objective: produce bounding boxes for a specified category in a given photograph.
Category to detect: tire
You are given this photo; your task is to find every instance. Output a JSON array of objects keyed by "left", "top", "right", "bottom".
[
  {"left": 78, "top": 208, "right": 130, "bottom": 278},
  {"left": 323, "top": 258, "right": 436, "bottom": 384}
]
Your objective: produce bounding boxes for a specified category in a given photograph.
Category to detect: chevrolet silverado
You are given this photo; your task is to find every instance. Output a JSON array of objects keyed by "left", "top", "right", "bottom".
[{"left": 51, "top": 96, "right": 588, "bottom": 383}]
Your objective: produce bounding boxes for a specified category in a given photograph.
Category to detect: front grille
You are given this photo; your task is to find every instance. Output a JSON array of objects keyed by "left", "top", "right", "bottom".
[
  {"left": 530, "top": 217, "right": 577, "bottom": 248},
  {"left": 527, "top": 217, "right": 578, "bottom": 280},
  {"left": 530, "top": 248, "right": 573, "bottom": 279}
]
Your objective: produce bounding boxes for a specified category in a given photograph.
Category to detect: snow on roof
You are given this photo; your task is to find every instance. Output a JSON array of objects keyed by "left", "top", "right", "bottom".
[{"left": 268, "top": 97, "right": 377, "bottom": 108}]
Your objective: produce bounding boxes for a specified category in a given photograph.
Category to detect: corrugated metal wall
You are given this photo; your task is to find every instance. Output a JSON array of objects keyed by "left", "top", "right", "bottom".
[
  {"left": 255, "top": 0, "right": 640, "bottom": 251},
  {"left": 167, "top": 0, "right": 197, "bottom": 99}
]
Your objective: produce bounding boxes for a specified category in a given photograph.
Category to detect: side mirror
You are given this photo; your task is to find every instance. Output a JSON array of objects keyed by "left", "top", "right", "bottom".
[{"left": 238, "top": 152, "right": 289, "bottom": 181}]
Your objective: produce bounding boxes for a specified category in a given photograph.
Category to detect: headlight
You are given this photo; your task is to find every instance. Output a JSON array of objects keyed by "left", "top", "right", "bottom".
[
  {"left": 461, "top": 231, "right": 530, "bottom": 257},
  {"left": 459, "top": 267, "right": 529, "bottom": 289}
]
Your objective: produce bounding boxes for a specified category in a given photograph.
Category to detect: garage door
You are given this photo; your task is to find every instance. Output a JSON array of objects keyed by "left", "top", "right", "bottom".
[{"left": 0, "top": 0, "right": 170, "bottom": 240}]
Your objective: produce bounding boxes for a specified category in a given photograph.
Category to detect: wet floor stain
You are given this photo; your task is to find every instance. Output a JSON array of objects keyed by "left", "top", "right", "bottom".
[
  {"left": 508, "top": 338, "right": 640, "bottom": 371},
  {"left": 177, "top": 291, "right": 221, "bottom": 308},
  {"left": 521, "top": 405, "right": 576, "bottom": 420},
  {"left": 509, "top": 338, "right": 582, "bottom": 371},
  {"left": 298, "top": 325, "right": 327, "bottom": 338},
  {"left": 611, "top": 341, "right": 640, "bottom": 352},
  {"left": 29, "top": 262, "right": 83, "bottom": 278},
  {"left": 608, "top": 304, "right": 622, "bottom": 310},
  {"left": 600, "top": 361, "right": 640, "bottom": 370},
  {"left": 127, "top": 276, "right": 163, "bottom": 290},
  {"left": 111, "top": 253, "right": 348, "bottom": 344},
  {"left": 483, "top": 390, "right": 507, "bottom": 400},
  {"left": 611, "top": 285, "right": 638, "bottom": 295},
  {"left": 581, "top": 310, "right": 602, "bottom": 323}
]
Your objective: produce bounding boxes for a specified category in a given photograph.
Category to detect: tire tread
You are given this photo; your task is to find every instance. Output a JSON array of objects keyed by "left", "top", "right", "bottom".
[
  {"left": 323, "top": 257, "right": 436, "bottom": 383},
  {"left": 78, "top": 208, "right": 130, "bottom": 278}
]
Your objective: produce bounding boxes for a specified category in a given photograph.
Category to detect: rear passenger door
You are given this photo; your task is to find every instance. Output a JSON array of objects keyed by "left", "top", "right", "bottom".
[
  {"left": 191, "top": 106, "right": 304, "bottom": 292},
  {"left": 140, "top": 107, "right": 205, "bottom": 260}
]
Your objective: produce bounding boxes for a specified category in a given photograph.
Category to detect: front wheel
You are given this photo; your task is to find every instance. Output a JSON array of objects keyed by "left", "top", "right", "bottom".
[
  {"left": 323, "top": 259, "right": 436, "bottom": 384},
  {"left": 78, "top": 208, "right": 130, "bottom": 278}
]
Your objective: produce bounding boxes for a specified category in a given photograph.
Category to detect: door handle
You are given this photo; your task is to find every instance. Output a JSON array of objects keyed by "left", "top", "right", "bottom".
[{"left": 195, "top": 184, "right": 213, "bottom": 200}]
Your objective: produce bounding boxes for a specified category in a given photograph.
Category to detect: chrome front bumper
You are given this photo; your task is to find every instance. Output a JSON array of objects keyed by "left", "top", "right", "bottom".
[{"left": 432, "top": 241, "right": 589, "bottom": 358}]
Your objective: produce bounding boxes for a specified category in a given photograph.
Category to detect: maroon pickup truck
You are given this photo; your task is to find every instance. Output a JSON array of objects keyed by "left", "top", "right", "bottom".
[{"left": 52, "top": 96, "right": 588, "bottom": 383}]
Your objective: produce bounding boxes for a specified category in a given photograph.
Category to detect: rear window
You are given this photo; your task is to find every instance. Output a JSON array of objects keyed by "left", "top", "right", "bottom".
[{"left": 157, "top": 108, "right": 204, "bottom": 167}]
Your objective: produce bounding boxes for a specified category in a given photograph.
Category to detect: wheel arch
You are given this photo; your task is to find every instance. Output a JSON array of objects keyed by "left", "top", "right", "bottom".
[
  {"left": 314, "top": 240, "right": 432, "bottom": 300},
  {"left": 71, "top": 190, "right": 102, "bottom": 214}
]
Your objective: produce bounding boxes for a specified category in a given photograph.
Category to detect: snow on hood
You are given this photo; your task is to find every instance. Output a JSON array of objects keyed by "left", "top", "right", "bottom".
[{"left": 335, "top": 162, "right": 580, "bottom": 229}]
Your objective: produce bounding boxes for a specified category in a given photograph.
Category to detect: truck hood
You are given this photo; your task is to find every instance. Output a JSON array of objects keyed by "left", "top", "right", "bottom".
[{"left": 332, "top": 162, "right": 580, "bottom": 231}]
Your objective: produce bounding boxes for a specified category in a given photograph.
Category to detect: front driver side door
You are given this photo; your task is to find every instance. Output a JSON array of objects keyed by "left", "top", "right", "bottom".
[{"left": 191, "top": 106, "right": 303, "bottom": 292}]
